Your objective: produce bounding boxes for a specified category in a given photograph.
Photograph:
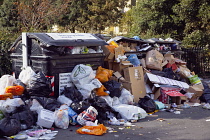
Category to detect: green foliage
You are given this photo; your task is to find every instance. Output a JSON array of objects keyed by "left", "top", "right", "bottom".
[
  {"left": 173, "top": 0, "right": 210, "bottom": 47},
  {"left": 57, "top": 0, "right": 129, "bottom": 33},
  {"left": 0, "top": 0, "right": 20, "bottom": 33},
  {"left": 0, "top": 32, "right": 15, "bottom": 76},
  {"left": 129, "top": 0, "right": 181, "bottom": 40}
]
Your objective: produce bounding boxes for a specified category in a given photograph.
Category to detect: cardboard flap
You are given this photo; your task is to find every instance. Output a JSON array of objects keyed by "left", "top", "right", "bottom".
[{"left": 113, "top": 71, "right": 125, "bottom": 81}]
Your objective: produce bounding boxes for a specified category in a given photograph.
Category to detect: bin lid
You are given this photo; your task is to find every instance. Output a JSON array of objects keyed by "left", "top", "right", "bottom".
[
  {"left": 107, "top": 36, "right": 151, "bottom": 44},
  {"left": 11, "top": 33, "right": 108, "bottom": 48}
]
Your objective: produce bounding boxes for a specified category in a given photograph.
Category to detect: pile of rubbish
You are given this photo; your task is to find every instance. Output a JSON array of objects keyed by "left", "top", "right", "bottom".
[{"left": 0, "top": 36, "right": 210, "bottom": 139}]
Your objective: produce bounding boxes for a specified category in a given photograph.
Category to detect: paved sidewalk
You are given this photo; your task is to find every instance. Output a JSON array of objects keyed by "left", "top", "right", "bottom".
[{"left": 54, "top": 105, "right": 210, "bottom": 140}]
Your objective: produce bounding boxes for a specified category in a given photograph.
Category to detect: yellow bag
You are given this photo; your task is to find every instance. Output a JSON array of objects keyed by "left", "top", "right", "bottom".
[
  {"left": 5, "top": 85, "right": 25, "bottom": 96},
  {"left": 95, "top": 66, "right": 113, "bottom": 83},
  {"left": 0, "top": 93, "right": 13, "bottom": 100},
  {"left": 76, "top": 124, "right": 107, "bottom": 135},
  {"left": 95, "top": 85, "right": 108, "bottom": 96}
]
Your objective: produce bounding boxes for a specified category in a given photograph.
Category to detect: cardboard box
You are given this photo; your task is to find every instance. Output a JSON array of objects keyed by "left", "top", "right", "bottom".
[
  {"left": 114, "top": 46, "right": 125, "bottom": 60},
  {"left": 171, "top": 96, "right": 181, "bottom": 105},
  {"left": 187, "top": 85, "right": 203, "bottom": 97},
  {"left": 112, "top": 61, "right": 133, "bottom": 75},
  {"left": 123, "top": 66, "right": 146, "bottom": 103},
  {"left": 37, "top": 109, "right": 55, "bottom": 128}
]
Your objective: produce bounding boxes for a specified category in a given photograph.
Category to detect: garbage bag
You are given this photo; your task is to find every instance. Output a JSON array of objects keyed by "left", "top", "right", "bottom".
[
  {"left": 68, "top": 107, "right": 78, "bottom": 125},
  {"left": 95, "top": 66, "right": 113, "bottom": 83},
  {"left": 5, "top": 85, "right": 25, "bottom": 96},
  {"left": 0, "top": 92, "right": 13, "bottom": 100},
  {"left": 163, "top": 68, "right": 180, "bottom": 80},
  {"left": 1, "top": 98, "right": 25, "bottom": 113},
  {"left": 32, "top": 96, "right": 61, "bottom": 111},
  {"left": 0, "top": 116, "right": 21, "bottom": 137},
  {"left": 0, "top": 110, "right": 4, "bottom": 120},
  {"left": 95, "top": 85, "right": 109, "bottom": 96},
  {"left": 70, "top": 100, "right": 91, "bottom": 114},
  {"left": 54, "top": 107, "right": 69, "bottom": 129},
  {"left": 60, "top": 86, "right": 83, "bottom": 102},
  {"left": 127, "top": 54, "right": 141, "bottom": 67},
  {"left": 203, "top": 82, "right": 210, "bottom": 94},
  {"left": 112, "top": 104, "right": 148, "bottom": 120},
  {"left": 76, "top": 124, "right": 107, "bottom": 135},
  {"left": 0, "top": 75, "right": 17, "bottom": 95},
  {"left": 10, "top": 105, "right": 35, "bottom": 130},
  {"left": 77, "top": 106, "right": 98, "bottom": 126},
  {"left": 18, "top": 66, "right": 36, "bottom": 86},
  {"left": 27, "top": 72, "right": 52, "bottom": 97},
  {"left": 200, "top": 94, "right": 210, "bottom": 103},
  {"left": 119, "top": 88, "right": 134, "bottom": 105},
  {"left": 103, "top": 80, "right": 122, "bottom": 97},
  {"left": 88, "top": 96, "right": 122, "bottom": 123},
  {"left": 57, "top": 95, "right": 73, "bottom": 106},
  {"left": 70, "top": 64, "right": 96, "bottom": 89},
  {"left": 138, "top": 96, "right": 157, "bottom": 113}
]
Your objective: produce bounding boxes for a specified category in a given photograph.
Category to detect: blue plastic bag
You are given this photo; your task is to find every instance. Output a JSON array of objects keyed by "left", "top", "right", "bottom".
[
  {"left": 68, "top": 107, "right": 78, "bottom": 125},
  {"left": 127, "top": 54, "right": 141, "bottom": 67}
]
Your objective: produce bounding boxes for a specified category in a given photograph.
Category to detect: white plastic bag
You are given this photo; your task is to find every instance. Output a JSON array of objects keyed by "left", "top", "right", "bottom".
[
  {"left": 54, "top": 108, "right": 69, "bottom": 129},
  {"left": 1, "top": 98, "right": 25, "bottom": 113},
  {"left": 77, "top": 106, "right": 98, "bottom": 126},
  {"left": 57, "top": 95, "right": 73, "bottom": 106},
  {"left": 18, "top": 66, "right": 36, "bottom": 85},
  {"left": 112, "top": 104, "right": 148, "bottom": 121},
  {"left": 99, "top": 96, "right": 113, "bottom": 107},
  {"left": 71, "top": 64, "right": 102, "bottom": 99},
  {"left": 30, "top": 99, "right": 44, "bottom": 114},
  {"left": 0, "top": 75, "right": 17, "bottom": 95},
  {"left": 112, "top": 97, "right": 121, "bottom": 106},
  {"left": 119, "top": 88, "right": 134, "bottom": 105},
  {"left": 70, "top": 64, "right": 96, "bottom": 88}
]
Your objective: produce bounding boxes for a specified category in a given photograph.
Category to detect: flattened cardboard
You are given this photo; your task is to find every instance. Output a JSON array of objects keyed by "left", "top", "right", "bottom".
[
  {"left": 123, "top": 66, "right": 146, "bottom": 103},
  {"left": 145, "top": 73, "right": 189, "bottom": 89}
]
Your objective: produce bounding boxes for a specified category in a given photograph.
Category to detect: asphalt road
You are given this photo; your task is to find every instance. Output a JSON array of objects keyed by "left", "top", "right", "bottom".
[{"left": 54, "top": 105, "right": 210, "bottom": 140}]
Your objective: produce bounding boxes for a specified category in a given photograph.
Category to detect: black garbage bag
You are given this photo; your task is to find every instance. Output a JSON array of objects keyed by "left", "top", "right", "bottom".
[
  {"left": 10, "top": 105, "right": 35, "bottom": 130},
  {"left": 70, "top": 100, "right": 91, "bottom": 114},
  {"left": 27, "top": 71, "right": 52, "bottom": 97},
  {"left": 163, "top": 68, "right": 180, "bottom": 80},
  {"left": 61, "top": 86, "right": 83, "bottom": 102},
  {"left": 0, "top": 116, "right": 21, "bottom": 137},
  {"left": 150, "top": 70, "right": 166, "bottom": 77},
  {"left": 32, "top": 96, "right": 61, "bottom": 111},
  {"left": 203, "top": 82, "right": 210, "bottom": 94},
  {"left": 88, "top": 96, "right": 122, "bottom": 123},
  {"left": 200, "top": 94, "right": 210, "bottom": 103},
  {"left": 138, "top": 96, "right": 157, "bottom": 113},
  {"left": 103, "top": 80, "right": 122, "bottom": 97}
]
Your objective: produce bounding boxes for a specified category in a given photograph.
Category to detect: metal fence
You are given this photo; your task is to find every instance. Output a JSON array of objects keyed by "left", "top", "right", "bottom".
[{"left": 181, "top": 46, "right": 210, "bottom": 78}]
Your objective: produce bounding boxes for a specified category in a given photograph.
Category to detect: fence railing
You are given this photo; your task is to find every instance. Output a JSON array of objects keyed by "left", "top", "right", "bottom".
[{"left": 181, "top": 46, "right": 210, "bottom": 78}]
